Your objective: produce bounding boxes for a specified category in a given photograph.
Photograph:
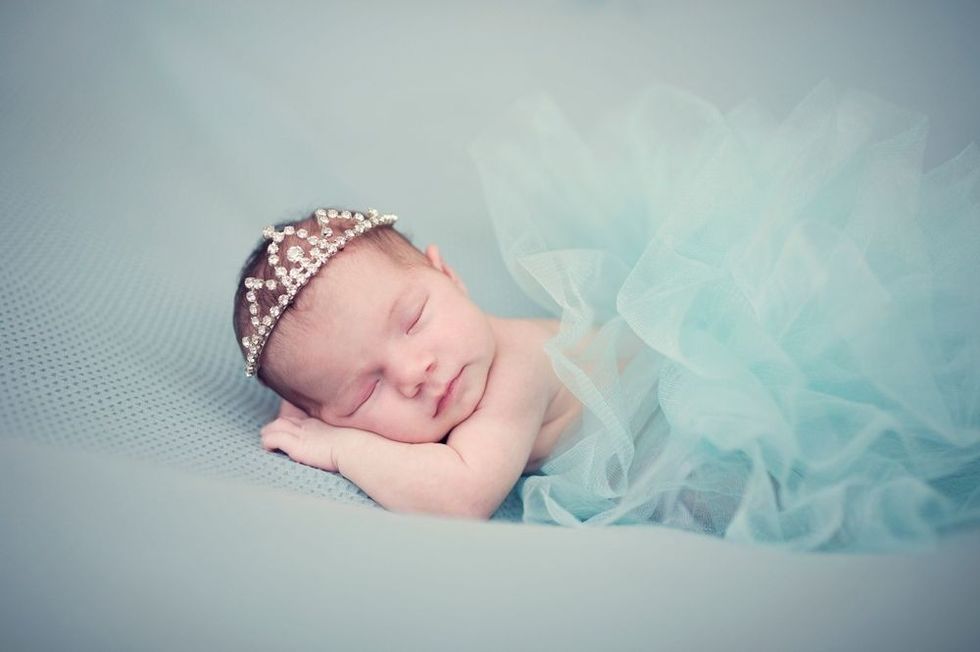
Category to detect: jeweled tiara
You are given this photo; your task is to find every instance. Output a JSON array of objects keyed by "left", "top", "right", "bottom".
[{"left": 240, "top": 207, "right": 398, "bottom": 377}]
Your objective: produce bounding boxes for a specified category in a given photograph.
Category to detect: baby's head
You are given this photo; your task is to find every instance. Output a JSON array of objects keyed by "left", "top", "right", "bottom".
[{"left": 233, "top": 208, "right": 496, "bottom": 444}]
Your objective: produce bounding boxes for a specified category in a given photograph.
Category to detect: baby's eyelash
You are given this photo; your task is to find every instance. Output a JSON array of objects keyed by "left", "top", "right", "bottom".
[
  {"left": 353, "top": 380, "right": 379, "bottom": 414},
  {"left": 407, "top": 300, "right": 426, "bottom": 333}
]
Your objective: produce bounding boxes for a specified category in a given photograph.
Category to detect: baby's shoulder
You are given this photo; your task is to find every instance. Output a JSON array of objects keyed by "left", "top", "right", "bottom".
[{"left": 475, "top": 318, "right": 560, "bottom": 418}]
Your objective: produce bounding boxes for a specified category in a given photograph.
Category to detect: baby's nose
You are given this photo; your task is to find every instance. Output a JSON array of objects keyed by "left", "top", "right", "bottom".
[{"left": 395, "top": 358, "right": 436, "bottom": 398}]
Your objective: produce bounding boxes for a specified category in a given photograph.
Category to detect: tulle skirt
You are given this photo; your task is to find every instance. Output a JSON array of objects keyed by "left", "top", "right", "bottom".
[{"left": 469, "top": 80, "right": 980, "bottom": 553}]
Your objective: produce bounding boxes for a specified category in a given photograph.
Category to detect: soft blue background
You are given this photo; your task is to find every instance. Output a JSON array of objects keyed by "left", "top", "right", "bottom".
[{"left": 2, "top": 2, "right": 979, "bottom": 650}]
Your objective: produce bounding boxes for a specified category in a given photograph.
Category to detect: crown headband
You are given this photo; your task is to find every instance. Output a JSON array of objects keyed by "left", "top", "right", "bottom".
[{"left": 241, "top": 207, "right": 398, "bottom": 377}]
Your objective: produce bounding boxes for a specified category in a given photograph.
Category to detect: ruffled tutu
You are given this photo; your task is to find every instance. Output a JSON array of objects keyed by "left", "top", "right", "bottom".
[{"left": 469, "top": 80, "right": 980, "bottom": 553}]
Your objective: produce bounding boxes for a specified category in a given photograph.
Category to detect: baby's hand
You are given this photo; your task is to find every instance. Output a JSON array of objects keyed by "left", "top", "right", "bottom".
[{"left": 260, "top": 415, "right": 351, "bottom": 473}]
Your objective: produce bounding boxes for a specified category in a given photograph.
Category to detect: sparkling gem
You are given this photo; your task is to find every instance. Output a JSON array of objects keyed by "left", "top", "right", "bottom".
[
  {"left": 327, "top": 208, "right": 339, "bottom": 218},
  {"left": 246, "top": 291, "right": 255, "bottom": 302},
  {"left": 278, "top": 295, "right": 289, "bottom": 306},
  {"left": 270, "top": 307, "right": 281, "bottom": 317},
  {"left": 314, "top": 208, "right": 327, "bottom": 219},
  {"left": 284, "top": 226, "right": 295, "bottom": 235},
  {"left": 263, "top": 226, "right": 275, "bottom": 239},
  {"left": 249, "top": 304, "right": 258, "bottom": 315},
  {"left": 273, "top": 232, "right": 284, "bottom": 243},
  {"left": 297, "top": 228, "right": 308, "bottom": 239},
  {"left": 268, "top": 243, "right": 278, "bottom": 254},
  {"left": 354, "top": 212, "right": 364, "bottom": 221},
  {"left": 341, "top": 210, "right": 351, "bottom": 219},
  {"left": 265, "top": 280, "right": 276, "bottom": 290},
  {"left": 286, "top": 246, "right": 304, "bottom": 262},
  {"left": 262, "top": 315, "right": 272, "bottom": 326},
  {"left": 251, "top": 316, "right": 260, "bottom": 327},
  {"left": 269, "top": 255, "right": 279, "bottom": 265},
  {"left": 308, "top": 235, "right": 319, "bottom": 245}
]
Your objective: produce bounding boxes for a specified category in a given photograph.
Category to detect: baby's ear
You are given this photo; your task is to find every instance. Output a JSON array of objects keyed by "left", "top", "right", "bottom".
[{"left": 425, "top": 244, "right": 468, "bottom": 296}]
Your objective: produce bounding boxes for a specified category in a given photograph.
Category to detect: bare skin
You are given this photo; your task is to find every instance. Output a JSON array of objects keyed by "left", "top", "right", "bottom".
[{"left": 258, "top": 243, "right": 582, "bottom": 519}]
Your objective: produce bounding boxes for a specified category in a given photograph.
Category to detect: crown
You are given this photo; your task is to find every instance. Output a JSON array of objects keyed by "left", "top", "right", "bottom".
[{"left": 240, "top": 207, "right": 398, "bottom": 377}]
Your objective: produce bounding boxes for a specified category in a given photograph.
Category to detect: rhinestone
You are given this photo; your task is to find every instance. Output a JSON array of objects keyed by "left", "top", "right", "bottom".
[
  {"left": 241, "top": 336, "right": 249, "bottom": 347},
  {"left": 284, "top": 226, "right": 295, "bottom": 235},
  {"left": 262, "top": 226, "right": 275, "bottom": 239},
  {"left": 314, "top": 208, "right": 327, "bottom": 219},
  {"left": 257, "top": 325, "right": 267, "bottom": 335},
  {"left": 278, "top": 295, "right": 289, "bottom": 306},
  {"left": 286, "top": 245, "right": 304, "bottom": 262},
  {"left": 251, "top": 316, "right": 260, "bottom": 327},
  {"left": 269, "top": 255, "right": 279, "bottom": 265},
  {"left": 249, "top": 304, "right": 258, "bottom": 315},
  {"left": 267, "top": 243, "right": 278, "bottom": 254},
  {"left": 262, "top": 315, "right": 272, "bottom": 326},
  {"left": 341, "top": 210, "right": 351, "bottom": 219},
  {"left": 275, "top": 266, "right": 287, "bottom": 277},
  {"left": 270, "top": 306, "right": 281, "bottom": 317},
  {"left": 308, "top": 235, "right": 319, "bottom": 245},
  {"left": 354, "top": 223, "right": 365, "bottom": 234},
  {"left": 327, "top": 244, "right": 338, "bottom": 255},
  {"left": 327, "top": 208, "right": 339, "bottom": 218},
  {"left": 344, "top": 229, "right": 354, "bottom": 238},
  {"left": 354, "top": 212, "right": 364, "bottom": 221},
  {"left": 296, "top": 228, "right": 308, "bottom": 239},
  {"left": 246, "top": 291, "right": 256, "bottom": 302},
  {"left": 273, "top": 232, "right": 284, "bottom": 243},
  {"left": 323, "top": 228, "right": 333, "bottom": 238}
]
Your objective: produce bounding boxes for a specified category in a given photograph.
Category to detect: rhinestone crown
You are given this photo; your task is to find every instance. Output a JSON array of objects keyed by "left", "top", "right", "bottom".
[{"left": 241, "top": 207, "right": 398, "bottom": 377}]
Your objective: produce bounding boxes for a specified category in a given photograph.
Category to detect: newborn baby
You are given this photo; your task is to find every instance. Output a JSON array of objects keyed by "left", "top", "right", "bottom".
[{"left": 233, "top": 208, "right": 582, "bottom": 519}]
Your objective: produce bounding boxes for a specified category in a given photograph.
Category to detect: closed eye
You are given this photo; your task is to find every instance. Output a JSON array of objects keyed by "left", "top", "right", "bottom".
[
  {"left": 407, "top": 299, "right": 426, "bottom": 334},
  {"left": 350, "top": 379, "right": 379, "bottom": 416}
]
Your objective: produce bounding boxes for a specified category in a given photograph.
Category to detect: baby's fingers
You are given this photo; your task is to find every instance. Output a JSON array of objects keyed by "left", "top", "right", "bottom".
[{"left": 261, "top": 428, "right": 297, "bottom": 453}]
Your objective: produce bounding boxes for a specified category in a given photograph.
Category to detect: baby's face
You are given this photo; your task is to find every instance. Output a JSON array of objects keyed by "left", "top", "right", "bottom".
[{"left": 275, "top": 243, "right": 496, "bottom": 443}]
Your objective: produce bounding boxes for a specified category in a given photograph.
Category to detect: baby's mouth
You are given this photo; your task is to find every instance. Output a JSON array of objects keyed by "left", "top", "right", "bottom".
[{"left": 434, "top": 366, "right": 464, "bottom": 418}]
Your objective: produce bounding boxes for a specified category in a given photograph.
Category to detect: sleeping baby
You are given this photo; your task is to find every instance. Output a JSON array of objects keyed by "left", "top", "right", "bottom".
[{"left": 233, "top": 207, "right": 583, "bottom": 519}]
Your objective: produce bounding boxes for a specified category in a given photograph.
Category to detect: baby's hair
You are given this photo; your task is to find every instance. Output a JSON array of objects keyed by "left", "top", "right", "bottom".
[{"left": 232, "top": 208, "right": 427, "bottom": 408}]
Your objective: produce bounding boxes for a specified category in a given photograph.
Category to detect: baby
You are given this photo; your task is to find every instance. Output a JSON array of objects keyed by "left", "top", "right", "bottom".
[{"left": 233, "top": 207, "right": 583, "bottom": 519}]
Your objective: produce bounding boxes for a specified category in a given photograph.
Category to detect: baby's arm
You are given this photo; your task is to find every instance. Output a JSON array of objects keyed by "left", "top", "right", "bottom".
[
  {"left": 340, "top": 409, "right": 539, "bottom": 519},
  {"left": 261, "top": 407, "right": 541, "bottom": 519}
]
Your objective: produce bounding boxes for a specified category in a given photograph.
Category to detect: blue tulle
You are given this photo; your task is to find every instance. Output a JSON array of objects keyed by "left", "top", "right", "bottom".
[{"left": 469, "top": 81, "right": 980, "bottom": 553}]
